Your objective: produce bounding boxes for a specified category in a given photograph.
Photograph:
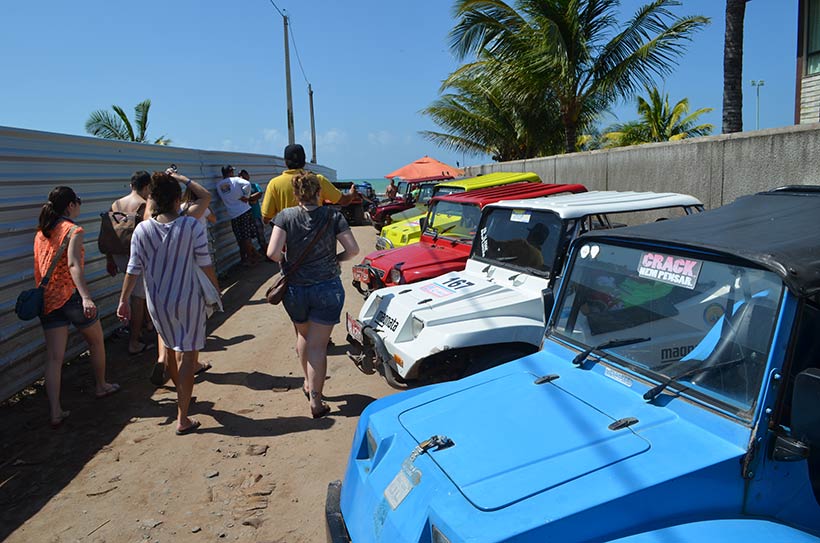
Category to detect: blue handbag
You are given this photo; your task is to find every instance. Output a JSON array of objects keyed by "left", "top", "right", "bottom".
[{"left": 16, "top": 225, "right": 78, "bottom": 321}]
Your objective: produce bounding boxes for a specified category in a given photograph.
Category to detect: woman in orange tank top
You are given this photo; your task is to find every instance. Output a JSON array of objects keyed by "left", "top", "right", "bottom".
[{"left": 34, "top": 187, "right": 120, "bottom": 428}]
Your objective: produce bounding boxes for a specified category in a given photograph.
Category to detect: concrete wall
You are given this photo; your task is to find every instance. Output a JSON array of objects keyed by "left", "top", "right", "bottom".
[
  {"left": 465, "top": 123, "right": 820, "bottom": 208},
  {"left": 0, "top": 126, "right": 335, "bottom": 402}
]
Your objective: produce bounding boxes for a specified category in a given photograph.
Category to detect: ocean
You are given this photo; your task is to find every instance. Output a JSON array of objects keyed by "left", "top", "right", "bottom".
[{"left": 339, "top": 177, "right": 390, "bottom": 194}]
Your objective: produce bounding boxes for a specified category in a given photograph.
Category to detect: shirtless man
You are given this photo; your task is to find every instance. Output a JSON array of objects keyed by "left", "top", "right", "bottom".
[{"left": 106, "top": 170, "right": 151, "bottom": 355}]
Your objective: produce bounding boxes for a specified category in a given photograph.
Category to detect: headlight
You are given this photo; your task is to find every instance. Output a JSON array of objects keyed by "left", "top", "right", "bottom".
[
  {"left": 431, "top": 525, "right": 451, "bottom": 543},
  {"left": 412, "top": 316, "right": 424, "bottom": 338},
  {"left": 390, "top": 268, "right": 402, "bottom": 283}
]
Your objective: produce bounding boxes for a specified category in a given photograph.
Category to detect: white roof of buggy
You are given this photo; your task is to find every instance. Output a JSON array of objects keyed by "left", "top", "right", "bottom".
[{"left": 487, "top": 190, "right": 703, "bottom": 219}]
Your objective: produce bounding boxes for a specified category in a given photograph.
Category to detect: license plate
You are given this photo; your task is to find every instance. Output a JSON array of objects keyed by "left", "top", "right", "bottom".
[
  {"left": 353, "top": 266, "right": 370, "bottom": 284},
  {"left": 384, "top": 470, "right": 413, "bottom": 510},
  {"left": 346, "top": 313, "right": 364, "bottom": 345}
]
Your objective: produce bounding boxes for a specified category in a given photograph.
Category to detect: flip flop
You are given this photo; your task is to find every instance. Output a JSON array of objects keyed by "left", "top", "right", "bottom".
[
  {"left": 302, "top": 387, "right": 310, "bottom": 400},
  {"left": 311, "top": 403, "right": 331, "bottom": 419},
  {"left": 95, "top": 383, "right": 121, "bottom": 399},
  {"left": 175, "top": 420, "right": 201, "bottom": 435},
  {"left": 128, "top": 342, "right": 150, "bottom": 356},
  {"left": 195, "top": 362, "right": 212, "bottom": 376},
  {"left": 50, "top": 410, "right": 70, "bottom": 429}
]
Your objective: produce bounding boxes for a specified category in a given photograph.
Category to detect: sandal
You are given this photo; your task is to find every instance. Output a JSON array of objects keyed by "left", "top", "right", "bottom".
[
  {"left": 175, "top": 420, "right": 201, "bottom": 435},
  {"left": 311, "top": 403, "right": 331, "bottom": 419},
  {"left": 195, "top": 362, "right": 212, "bottom": 376},
  {"left": 95, "top": 383, "right": 121, "bottom": 399},
  {"left": 50, "top": 410, "right": 70, "bottom": 429}
]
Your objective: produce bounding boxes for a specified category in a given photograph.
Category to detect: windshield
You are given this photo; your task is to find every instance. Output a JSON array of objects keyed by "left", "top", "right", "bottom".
[
  {"left": 417, "top": 184, "right": 436, "bottom": 203},
  {"left": 426, "top": 200, "right": 481, "bottom": 241},
  {"left": 552, "top": 241, "right": 784, "bottom": 417},
  {"left": 433, "top": 186, "right": 464, "bottom": 198},
  {"left": 474, "top": 208, "right": 567, "bottom": 275},
  {"left": 397, "top": 181, "right": 410, "bottom": 195}
]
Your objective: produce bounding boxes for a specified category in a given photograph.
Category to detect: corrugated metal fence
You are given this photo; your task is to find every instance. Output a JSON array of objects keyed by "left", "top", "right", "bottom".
[{"left": 0, "top": 126, "right": 335, "bottom": 401}]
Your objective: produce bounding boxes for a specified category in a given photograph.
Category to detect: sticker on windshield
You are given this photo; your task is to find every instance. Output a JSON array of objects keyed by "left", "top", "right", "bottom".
[
  {"left": 510, "top": 210, "right": 531, "bottom": 223},
  {"left": 637, "top": 252, "right": 702, "bottom": 290}
]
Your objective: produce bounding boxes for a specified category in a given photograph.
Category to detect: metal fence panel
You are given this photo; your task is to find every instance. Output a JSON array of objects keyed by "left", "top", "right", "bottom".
[{"left": 0, "top": 125, "right": 335, "bottom": 401}]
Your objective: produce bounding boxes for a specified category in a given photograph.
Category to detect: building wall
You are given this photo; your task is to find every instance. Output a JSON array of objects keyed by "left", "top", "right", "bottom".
[
  {"left": 465, "top": 123, "right": 820, "bottom": 209},
  {"left": 800, "top": 74, "right": 820, "bottom": 123},
  {"left": 0, "top": 126, "right": 335, "bottom": 401}
]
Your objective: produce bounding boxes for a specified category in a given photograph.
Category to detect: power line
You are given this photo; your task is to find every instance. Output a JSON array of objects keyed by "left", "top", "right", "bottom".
[
  {"left": 267, "top": 0, "right": 284, "bottom": 18},
  {"left": 287, "top": 18, "right": 310, "bottom": 86},
  {"left": 266, "top": 1, "right": 310, "bottom": 86}
]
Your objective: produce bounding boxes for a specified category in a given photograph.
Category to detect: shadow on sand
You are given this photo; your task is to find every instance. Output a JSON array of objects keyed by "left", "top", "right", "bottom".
[{"left": 0, "top": 260, "right": 278, "bottom": 540}]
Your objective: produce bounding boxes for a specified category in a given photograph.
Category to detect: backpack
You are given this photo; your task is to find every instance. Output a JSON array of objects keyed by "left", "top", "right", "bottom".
[{"left": 98, "top": 202, "right": 145, "bottom": 256}]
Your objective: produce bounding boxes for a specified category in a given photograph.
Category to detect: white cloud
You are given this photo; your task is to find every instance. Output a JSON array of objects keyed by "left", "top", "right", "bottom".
[{"left": 368, "top": 130, "right": 394, "bottom": 145}]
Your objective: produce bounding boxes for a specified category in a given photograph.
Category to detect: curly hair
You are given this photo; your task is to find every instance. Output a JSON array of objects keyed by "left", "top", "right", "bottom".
[
  {"left": 150, "top": 171, "right": 181, "bottom": 216},
  {"left": 292, "top": 171, "right": 321, "bottom": 204}
]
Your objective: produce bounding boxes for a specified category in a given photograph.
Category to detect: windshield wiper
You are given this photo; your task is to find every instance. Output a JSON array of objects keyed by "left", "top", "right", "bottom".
[
  {"left": 432, "top": 224, "right": 456, "bottom": 242},
  {"left": 572, "top": 337, "right": 650, "bottom": 367},
  {"left": 643, "top": 356, "right": 746, "bottom": 402}
]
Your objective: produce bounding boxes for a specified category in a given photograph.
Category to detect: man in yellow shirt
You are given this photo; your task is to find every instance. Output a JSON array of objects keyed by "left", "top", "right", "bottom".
[{"left": 261, "top": 143, "right": 357, "bottom": 224}]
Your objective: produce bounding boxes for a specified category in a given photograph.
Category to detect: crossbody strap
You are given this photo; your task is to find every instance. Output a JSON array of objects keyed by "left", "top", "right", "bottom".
[
  {"left": 285, "top": 211, "right": 334, "bottom": 276},
  {"left": 40, "top": 224, "right": 79, "bottom": 287}
]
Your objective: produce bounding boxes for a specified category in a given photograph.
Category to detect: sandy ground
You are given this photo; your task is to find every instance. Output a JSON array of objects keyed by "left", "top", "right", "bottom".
[{"left": 0, "top": 224, "right": 395, "bottom": 543}]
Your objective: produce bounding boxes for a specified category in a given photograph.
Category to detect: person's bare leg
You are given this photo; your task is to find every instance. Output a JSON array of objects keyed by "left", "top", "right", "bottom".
[
  {"left": 43, "top": 326, "right": 69, "bottom": 423},
  {"left": 305, "top": 322, "right": 334, "bottom": 414},
  {"left": 293, "top": 322, "right": 310, "bottom": 394},
  {"left": 78, "top": 320, "right": 117, "bottom": 395},
  {"left": 128, "top": 295, "right": 147, "bottom": 353},
  {"left": 176, "top": 350, "right": 197, "bottom": 430},
  {"left": 164, "top": 344, "right": 180, "bottom": 387}
]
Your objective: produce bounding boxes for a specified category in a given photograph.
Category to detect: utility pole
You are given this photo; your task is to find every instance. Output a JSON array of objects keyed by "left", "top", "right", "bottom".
[
  {"left": 751, "top": 80, "right": 765, "bottom": 130},
  {"left": 283, "top": 14, "right": 295, "bottom": 145},
  {"left": 309, "top": 84, "right": 316, "bottom": 163}
]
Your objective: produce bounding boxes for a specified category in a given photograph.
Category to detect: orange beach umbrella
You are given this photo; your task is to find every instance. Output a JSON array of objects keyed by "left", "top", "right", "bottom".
[{"left": 384, "top": 156, "right": 464, "bottom": 180}]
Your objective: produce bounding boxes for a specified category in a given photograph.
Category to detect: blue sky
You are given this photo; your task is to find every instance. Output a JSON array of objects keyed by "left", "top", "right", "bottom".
[{"left": 0, "top": 1, "right": 798, "bottom": 179}]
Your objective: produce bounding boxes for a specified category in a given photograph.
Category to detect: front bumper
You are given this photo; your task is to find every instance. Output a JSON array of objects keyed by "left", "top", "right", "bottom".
[{"left": 325, "top": 480, "right": 351, "bottom": 543}]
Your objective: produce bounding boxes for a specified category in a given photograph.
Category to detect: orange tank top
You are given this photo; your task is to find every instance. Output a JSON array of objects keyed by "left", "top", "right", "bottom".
[{"left": 33, "top": 219, "right": 84, "bottom": 315}]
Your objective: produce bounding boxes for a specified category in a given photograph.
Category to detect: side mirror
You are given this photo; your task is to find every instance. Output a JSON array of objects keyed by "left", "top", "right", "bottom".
[
  {"left": 772, "top": 434, "right": 810, "bottom": 462},
  {"left": 419, "top": 217, "right": 428, "bottom": 232},
  {"left": 542, "top": 288, "right": 555, "bottom": 323},
  {"left": 792, "top": 368, "right": 820, "bottom": 447}
]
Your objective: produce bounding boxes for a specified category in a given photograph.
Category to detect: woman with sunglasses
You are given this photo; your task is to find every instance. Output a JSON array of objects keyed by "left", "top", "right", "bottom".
[{"left": 34, "top": 187, "right": 120, "bottom": 428}]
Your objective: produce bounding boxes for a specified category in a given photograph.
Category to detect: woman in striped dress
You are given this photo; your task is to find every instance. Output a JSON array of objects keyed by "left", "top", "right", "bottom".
[{"left": 117, "top": 172, "right": 219, "bottom": 435}]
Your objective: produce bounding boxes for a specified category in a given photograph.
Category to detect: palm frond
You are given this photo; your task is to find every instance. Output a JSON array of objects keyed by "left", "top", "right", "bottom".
[
  {"left": 85, "top": 109, "right": 132, "bottom": 141},
  {"left": 134, "top": 99, "right": 151, "bottom": 142},
  {"left": 111, "top": 105, "right": 136, "bottom": 141}
]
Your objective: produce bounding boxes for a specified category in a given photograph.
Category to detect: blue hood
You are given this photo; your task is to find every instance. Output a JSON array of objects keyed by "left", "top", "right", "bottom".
[
  {"left": 392, "top": 344, "right": 751, "bottom": 514},
  {"left": 399, "top": 370, "right": 652, "bottom": 510}
]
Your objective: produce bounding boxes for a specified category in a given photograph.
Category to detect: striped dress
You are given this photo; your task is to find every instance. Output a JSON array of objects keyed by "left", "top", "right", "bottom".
[{"left": 127, "top": 216, "right": 212, "bottom": 352}]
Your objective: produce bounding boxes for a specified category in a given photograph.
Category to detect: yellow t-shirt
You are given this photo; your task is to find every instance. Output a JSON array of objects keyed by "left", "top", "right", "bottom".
[{"left": 260, "top": 169, "right": 342, "bottom": 223}]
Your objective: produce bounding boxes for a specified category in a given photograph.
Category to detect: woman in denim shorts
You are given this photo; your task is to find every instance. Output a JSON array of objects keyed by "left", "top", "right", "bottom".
[
  {"left": 34, "top": 187, "right": 120, "bottom": 428},
  {"left": 268, "top": 172, "right": 359, "bottom": 418}
]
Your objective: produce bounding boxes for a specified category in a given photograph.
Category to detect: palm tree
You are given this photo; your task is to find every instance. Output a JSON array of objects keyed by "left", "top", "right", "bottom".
[
  {"left": 722, "top": 0, "right": 748, "bottom": 133},
  {"left": 85, "top": 99, "right": 171, "bottom": 145},
  {"left": 449, "top": 0, "right": 709, "bottom": 153},
  {"left": 604, "top": 87, "right": 713, "bottom": 147},
  {"left": 421, "top": 58, "right": 565, "bottom": 161}
]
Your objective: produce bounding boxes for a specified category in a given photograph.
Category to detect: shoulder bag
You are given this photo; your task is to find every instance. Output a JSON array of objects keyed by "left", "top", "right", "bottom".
[
  {"left": 98, "top": 202, "right": 145, "bottom": 256},
  {"left": 266, "top": 212, "right": 334, "bottom": 305},
  {"left": 16, "top": 225, "right": 79, "bottom": 320}
]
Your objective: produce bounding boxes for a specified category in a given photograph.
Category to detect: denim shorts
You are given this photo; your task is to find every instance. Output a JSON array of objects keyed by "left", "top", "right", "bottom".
[
  {"left": 40, "top": 290, "right": 99, "bottom": 330},
  {"left": 283, "top": 277, "right": 345, "bottom": 325}
]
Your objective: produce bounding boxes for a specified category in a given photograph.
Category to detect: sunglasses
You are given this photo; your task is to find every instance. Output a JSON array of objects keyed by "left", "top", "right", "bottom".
[{"left": 74, "top": 197, "right": 82, "bottom": 205}]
